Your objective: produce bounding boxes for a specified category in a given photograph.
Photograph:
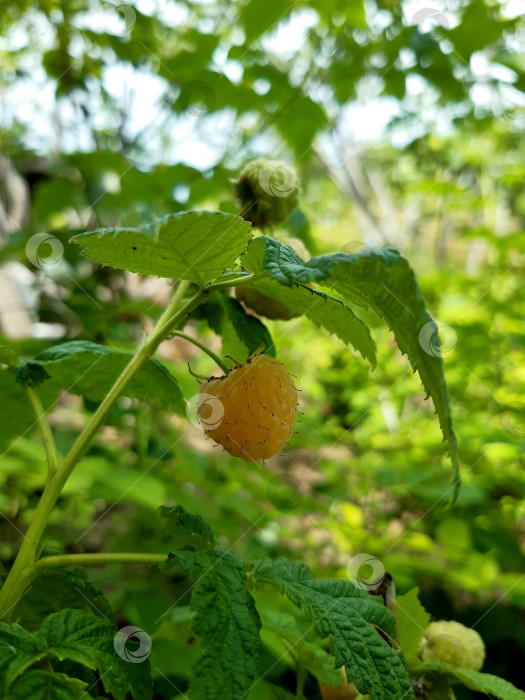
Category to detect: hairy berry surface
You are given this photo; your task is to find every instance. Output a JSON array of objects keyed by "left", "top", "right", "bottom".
[
  {"left": 197, "top": 354, "right": 297, "bottom": 461},
  {"left": 420, "top": 620, "right": 485, "bottom": 670}
]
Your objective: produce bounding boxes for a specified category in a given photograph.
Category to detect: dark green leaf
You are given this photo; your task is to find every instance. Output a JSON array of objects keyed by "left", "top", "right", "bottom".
[
  {"left": 0, "top": 622, "right": 43, "bottom": 692},
  {"left": 18, "top": 340, "right": 185, "bottom": 414},
  {"left": 242, "top": 239, "right": 376, "bottom": 366},
  {"left": 13, "top": 568, "right": 115, "bottom": 631},
  {"left": 39, "top": 609, "right": 152, "bottom": 700},
  {"left": 6, "top": 670, "right": 88, "bottom": 700},
  {"left": 169, "top": 549, "right": 262, "bottom": 699},
  {"left": 160, "top": 504, "right": 216, "bottom": 551},
  {"left": 202, "top": 292, "right": 275, "bottom": 361},
  {"left": 252, "top": 558, "right": 414, "bottom": 700}
]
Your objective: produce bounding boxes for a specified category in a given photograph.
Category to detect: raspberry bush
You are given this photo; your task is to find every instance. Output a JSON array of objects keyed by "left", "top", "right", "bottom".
[{"left": 0, "top": 164, "right": 521, "bottom": 700}]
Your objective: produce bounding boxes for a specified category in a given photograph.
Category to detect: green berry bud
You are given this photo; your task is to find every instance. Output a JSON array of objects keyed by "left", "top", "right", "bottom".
[
  {"left": 235, "top": 158, "right": 300, "bottom": 228},
  {"left": 236, "top": 287, "right": 298, "bottom": 320},
  {"left": 420, "top": 621, "right": 485, "bottom": 671}
]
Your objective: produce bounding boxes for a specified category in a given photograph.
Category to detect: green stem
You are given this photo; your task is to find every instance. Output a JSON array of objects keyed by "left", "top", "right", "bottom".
[
  {"left": 170, "top": 330, "right": 230, "bottom": 374},
  {"left": 26, "top": 385, "right": 59, "bottom": 482},
  {"left": 0, "top": 280, "right": 203, "bottom": 620},
  {"left": 295, "top": 663, "right": 306, "bottom": 698},
  {"left": 33, "top": 552, "right": 166, "bottom": 574}
]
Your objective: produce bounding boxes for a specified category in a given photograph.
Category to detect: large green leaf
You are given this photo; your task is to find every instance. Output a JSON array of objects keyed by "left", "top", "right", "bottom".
[
  {"left": 16, "top": 340, "right": 185, "bottom": 414},
  {"left": 422, "top": 662, "right": 525, "bottom": 700},
  {"left": 245, "top": 236, "right": 459, "bottom": 498},
  {"left": 160, "top": 504, "right": 216, "bottom": 551},
  {"left": 252, "top": 557, "right": 414, "bottom": 700},
  {"left": 241, "top": 239, "right": 376, "bottom": 367},
  {"left": 6, "top": 670, "right": 88, "bottom": 700},
  {"left": 13, "top": 568, "right": 115, "bottom": 631},
  {"left": 0, "top": 622, "right": 43, "bottom": 691},
  {"left": 260, "top": 608, "right": 344, "bottom": 686},
  {"left": 0, "top": 609, "right": 152, "bottom": 700},
  {"left": 70, "top": 210, "right": 253, "bottom": 284},
  {"left": 166, "top": 549, "right": 262, "bottom": 700}
]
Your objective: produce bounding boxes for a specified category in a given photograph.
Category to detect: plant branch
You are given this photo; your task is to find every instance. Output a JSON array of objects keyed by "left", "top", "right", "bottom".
[
  {"left": 170, "top": 331, "right": 230, "bottom": 374},
  {"left": 33, "top": 552, "right": 166, "bottom": 574},
  {"left": 0, "top": 279, "right": 203, "bottom": 620},
  {"left": 26, "top": 385, "right": 59, "bottom": 482}
]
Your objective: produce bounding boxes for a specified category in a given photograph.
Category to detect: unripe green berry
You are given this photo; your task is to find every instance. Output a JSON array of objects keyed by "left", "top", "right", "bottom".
[
  {"left": 420, "top": 621, "right": 485, "bottom": 671},
  {"left": 236, "top": 287, "right": 298, "bottom": 320},
  {"left": 235, "top": 158, "right": 300, "bottom": 228}
]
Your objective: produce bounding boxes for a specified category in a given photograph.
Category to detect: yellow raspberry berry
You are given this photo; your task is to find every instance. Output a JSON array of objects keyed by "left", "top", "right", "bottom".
[
  {"left": 420, "top": 621, "right": 485, "bottom": 671},
  {"left": 197, "top": 354, "right": 298, "bottom": 461}
]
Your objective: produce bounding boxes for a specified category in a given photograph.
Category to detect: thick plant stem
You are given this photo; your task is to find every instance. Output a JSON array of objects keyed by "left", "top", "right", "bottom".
[
  {"left": 170, "top": 330, "right": 230, "bottom": 374},
  {"left": 33, "top": 552, "right": 166, "bottom": 574},
  {"left": 26, "top": 385, "right": 59, "bottom": 482},
  {"left": 0, "top": 280, "right": 203, "bottom": 620}
]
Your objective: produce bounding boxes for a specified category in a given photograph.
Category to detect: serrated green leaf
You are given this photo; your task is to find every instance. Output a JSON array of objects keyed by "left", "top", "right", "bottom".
[
  {"left": 160, "top": 504, "right": 216, "bottom": 551},
  {"left": 260, "top": 608, "right": 343, "bottom": 686},
  {"left": 6, "top": 670, "right": 88, "bottom": 700},
  {"left": 245, "top": 237, "right": 459, "bottom": 498},
  {"left": 13, "top": 568, "right": 115, "bottom": 631},
  {"left": 39, "top": 609, "right": 152, "bottom": 700},
  {"left": 421, "top": 662, "right": 525, "bottom": 700},
  {"left": 252, "top": 558, "right": 414, "bottom": 700},
  {"left": 18, "top": 340, "right": 185, "bottom": 414},
  {"left": 70, "top": 210, "right": 253, "bottom": 284},
  {"left": 169, "top": 549, "right": 262, "bottom": 700},
  {"left": 0, "top": 610, "right": 152, "bottom": 700},
  {"left": 0, "top": 622, "right": 44, "bottom": 691},
  {"left": 243, "top": 275, "right": 376, "bottom": 367},
  {"left": 202, "top": 292, "right": 275, "bottom": 360},
  {"left": 396, "top": 588, "right": 431, "bottom": 667}
]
